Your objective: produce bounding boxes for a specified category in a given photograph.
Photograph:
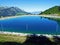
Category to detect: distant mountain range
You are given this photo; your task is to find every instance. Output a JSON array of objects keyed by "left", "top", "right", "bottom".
[
  {"left": 30, "top": 11, "right": 41, "bottom": 15},
  {"left": 0, "top": 7, "right": 30, "bottom": 17},
  {"left": 0, "top": 6, "right": 60, "bottom": 17},
  {"left": 40, "top": 6, "right": 60, "bottom": 15}
]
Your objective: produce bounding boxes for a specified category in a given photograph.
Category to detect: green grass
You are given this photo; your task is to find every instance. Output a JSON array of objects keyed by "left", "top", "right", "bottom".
[
  {"left": 0, "top": 34, "right": 27, "bottom": 44},
  {"left": 0, "top": 34, "right": 59, "bottom": 45}
]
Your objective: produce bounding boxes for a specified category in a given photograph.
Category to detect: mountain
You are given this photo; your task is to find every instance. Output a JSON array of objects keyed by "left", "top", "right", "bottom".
[
  {"left": 0, "top": 7, "right": 29, "bottom": 17},
  {"left": 30, "top": 11, "right": 41, "bottom": 15},
  {"left": 40, "top": 6, "right": 60, "bottom": 15}
]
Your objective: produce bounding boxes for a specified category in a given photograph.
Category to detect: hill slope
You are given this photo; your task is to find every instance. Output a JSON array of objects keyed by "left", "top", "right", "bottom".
[
  {"left": 0, "top": 7, "right": 29, "bottom": 17},
  {"left": 40, "top": 6, "right": 60, "bottom": 15}
]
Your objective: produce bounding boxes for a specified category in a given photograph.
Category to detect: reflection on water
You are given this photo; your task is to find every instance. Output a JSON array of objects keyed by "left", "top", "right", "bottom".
[{"left": 0, "top": 16, "right": 59, "bottom": 34}]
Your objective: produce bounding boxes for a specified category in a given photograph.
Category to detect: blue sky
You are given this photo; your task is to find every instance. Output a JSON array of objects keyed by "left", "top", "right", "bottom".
[{"left": 0, "top": 0, "right": 60, "bottom": 12}]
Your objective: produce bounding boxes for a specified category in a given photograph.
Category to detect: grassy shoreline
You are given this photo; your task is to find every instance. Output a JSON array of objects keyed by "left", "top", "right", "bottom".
[
  {"left": 0, "top": 33, "right": 60, "bottom": 45},
  {"left": 0, "top": 31, "right": 60, "bottom": 38},
  {"left": 0, "top": 34, "right": 27, "bottom": 44},
  {"left": 0, "top": 15, "right": 60, "bottom": 20}
]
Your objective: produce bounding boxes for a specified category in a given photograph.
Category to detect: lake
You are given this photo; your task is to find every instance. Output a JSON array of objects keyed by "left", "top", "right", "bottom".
[{"left": 0, "top": 15, "right": 60, "bottom": 35}]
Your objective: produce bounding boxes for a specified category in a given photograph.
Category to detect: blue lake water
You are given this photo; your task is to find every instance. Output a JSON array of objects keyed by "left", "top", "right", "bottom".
[{"left": 0, "top": 15, "right": 60, "bottom": 34}]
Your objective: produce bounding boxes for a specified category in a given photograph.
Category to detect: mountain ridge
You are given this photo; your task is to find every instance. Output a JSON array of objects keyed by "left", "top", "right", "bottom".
[
  {"left": 0, "top": 7, "right": 30, "bottom": 17},
  {"left": 40, "top": 6, "right": 60, "bottom": 15}
]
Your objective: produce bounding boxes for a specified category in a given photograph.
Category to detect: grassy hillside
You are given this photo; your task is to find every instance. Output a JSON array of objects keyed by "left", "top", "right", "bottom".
[
  {"left": 0, "top": 34, "right": 60, "bottom": 45},
  {"left": 40, "top": 6, "right": 60, "bottom": 15},
  {"left": 0, "top": 34, "right": 27, "bottom": 44}
]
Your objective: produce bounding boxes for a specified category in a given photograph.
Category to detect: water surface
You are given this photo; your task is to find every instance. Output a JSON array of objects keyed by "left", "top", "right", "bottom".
[{"left": 0, "top": 15, "right": 59, "bottom": 34}]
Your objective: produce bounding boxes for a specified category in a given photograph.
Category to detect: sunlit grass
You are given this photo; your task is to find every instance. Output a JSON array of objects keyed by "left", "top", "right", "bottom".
[{"left": 0, "top": 34, "right": 27, "bottom": 44}]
